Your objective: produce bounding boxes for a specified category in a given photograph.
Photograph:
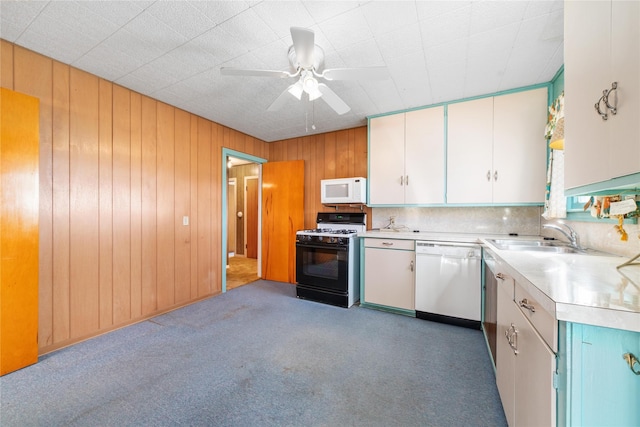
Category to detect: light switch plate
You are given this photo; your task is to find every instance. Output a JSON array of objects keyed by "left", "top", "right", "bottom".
[{"left": 183, "top": 216, "right": 189, "bottom": 226}]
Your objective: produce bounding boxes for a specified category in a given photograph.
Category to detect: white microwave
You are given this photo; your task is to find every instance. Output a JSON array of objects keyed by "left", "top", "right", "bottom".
[{"left": 321, "top": 177, "right": 367, "bottom": 204}]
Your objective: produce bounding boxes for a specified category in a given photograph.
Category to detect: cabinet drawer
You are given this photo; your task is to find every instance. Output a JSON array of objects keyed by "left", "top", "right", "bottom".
[
  {"left": 515, "top": 284, "right": 557, "bottom": 352},
  {"left": 364, "top": 238, "right": 414, "bottom": 251}
]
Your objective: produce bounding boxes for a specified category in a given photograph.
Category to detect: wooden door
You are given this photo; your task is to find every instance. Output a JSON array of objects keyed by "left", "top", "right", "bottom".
[
  {"left": 1, "top": 88, "right": 39, "bottom": 375},
  {"left": 245, "top": 177, "right": 258, "bottom": 259},
  {"left": 262, "top": 160, "right": 304, "bottom": 283},
  {"left": 227, "top": 179, "right": 237, "bottom": 254}
]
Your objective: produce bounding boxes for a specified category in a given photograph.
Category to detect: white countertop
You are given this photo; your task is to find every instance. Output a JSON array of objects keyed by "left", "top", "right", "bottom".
[{"left": 359, "top": 231, "right": 640, "bottom": 332}]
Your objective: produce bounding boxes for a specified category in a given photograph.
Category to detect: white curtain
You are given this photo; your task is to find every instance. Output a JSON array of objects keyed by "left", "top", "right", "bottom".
[{"left": 542, "top": 149, "right": 566, "bottom": 219}]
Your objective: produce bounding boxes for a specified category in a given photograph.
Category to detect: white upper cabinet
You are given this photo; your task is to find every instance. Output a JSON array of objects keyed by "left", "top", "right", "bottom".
[
  {"left": 369, "top": 106, "right": 445, "bottom": 205},
  {"left": 447, "top": 97, "right": 494, "bottom": 204},
  {"left": 447, "top": 88, "right": 548, "bottom": 204},
  {"left": 369, "top": 113, "right": 405, "bottom": 205},
  {"left": 564, "top": 0, "right": 640, "bottom": 190}
]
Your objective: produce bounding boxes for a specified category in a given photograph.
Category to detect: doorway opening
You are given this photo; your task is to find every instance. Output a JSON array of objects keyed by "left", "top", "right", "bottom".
[{"left": 222, "top": 149, "right": 266, "bottom": 292}]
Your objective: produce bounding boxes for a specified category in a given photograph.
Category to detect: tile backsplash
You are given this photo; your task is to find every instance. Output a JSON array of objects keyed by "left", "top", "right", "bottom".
[{"left": 372, "top": 206, "right": 640, "bottom": 258}]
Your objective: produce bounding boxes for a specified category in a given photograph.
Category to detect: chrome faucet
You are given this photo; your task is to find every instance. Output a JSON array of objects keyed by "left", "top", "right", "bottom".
[{"left": 542, "top": 221, "right": 582, "bottom": 249}]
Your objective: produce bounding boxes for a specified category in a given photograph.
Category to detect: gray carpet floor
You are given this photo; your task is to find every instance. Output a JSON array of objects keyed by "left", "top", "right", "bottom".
[{"left": 1, "top": 280, "right": 507, "bottom": 427}]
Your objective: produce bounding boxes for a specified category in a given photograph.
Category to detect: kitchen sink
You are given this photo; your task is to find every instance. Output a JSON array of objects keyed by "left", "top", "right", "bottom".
[{"left": 486, "top": 239, "right": 612, "bottom": 256}]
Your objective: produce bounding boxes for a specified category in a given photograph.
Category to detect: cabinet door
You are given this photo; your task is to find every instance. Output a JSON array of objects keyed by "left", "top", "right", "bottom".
[
  {"left": 570, "top": 324, "right": 640, "bottom": 426},
  {"left": 404, "top": 107, "right": 445, "bottom": 204},
  {"left": 364, "top": 247, "right": 414, "bottom": 310},
  {"left": 447, "top": 97, "right": 494, "bottom": 204},
  {"left": 493, "top": 88, "right": 548, "bottom": 204},
  {"left": 564, "top": 0, "right": 613, "bottom": 189},
  {"left": 611, "top": 0, "right": 640, "bottom": 179},
  {"left": 369, "top": 114, "right": 406, "bottom": 205},
  {"left": 514, "top": 309, "right": 556, "bottom": 427},
  {"left": 496, "top": 274, "right": 516, "bottom": 427}
]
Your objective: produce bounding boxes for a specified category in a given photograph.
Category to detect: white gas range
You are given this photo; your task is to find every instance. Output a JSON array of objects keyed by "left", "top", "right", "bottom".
[{"left": 295, "top": 212, "right": 366, "bottom": 308}]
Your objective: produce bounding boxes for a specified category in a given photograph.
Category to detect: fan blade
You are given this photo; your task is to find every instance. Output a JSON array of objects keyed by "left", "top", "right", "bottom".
[
  {"left": 267, "top": 84, "right": 298, "bottom": 112},
  {"left": 290, "top": 27, "right": 315, "bottom": 69},
  {"left": 317, "top": 83, "right": 350, "bottom": 115},
  {"left": 321, "top": 67, "right": 389, "bottom": 81},
  {"left": 220, "top": 67, "right": 291, "bottom": 78}
]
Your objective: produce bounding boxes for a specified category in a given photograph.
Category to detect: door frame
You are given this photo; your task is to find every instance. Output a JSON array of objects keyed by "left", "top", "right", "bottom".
[
  {"left": 244, "top": 175, "right": 259, "bottom": 259},
  {"left": 227, "top": 177, "right": 237, "bottom": 257},
  {"left": 221, "top": 148, "right": 266, "bottom": 293}
]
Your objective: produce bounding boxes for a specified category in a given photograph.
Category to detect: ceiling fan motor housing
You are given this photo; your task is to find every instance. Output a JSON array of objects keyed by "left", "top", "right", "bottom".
[{"left": 288, "top": 44, "right": 324, "bottom": 73}]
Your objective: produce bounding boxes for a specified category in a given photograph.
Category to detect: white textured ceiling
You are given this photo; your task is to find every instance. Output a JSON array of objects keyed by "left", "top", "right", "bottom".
[{"left": 1, "top": 0, "right": 564, "bottom": 142}]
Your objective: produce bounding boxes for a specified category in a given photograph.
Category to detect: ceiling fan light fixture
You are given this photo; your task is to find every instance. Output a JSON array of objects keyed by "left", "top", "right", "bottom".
[
  {"left": 288, "top": 81, "right": 303, "bottom": 100},
  {"left": 300, "top": 70, "right": 319, "bottom": 96},
  {"left": 308, "top": 87, "right": 322, "bottom": 101}
]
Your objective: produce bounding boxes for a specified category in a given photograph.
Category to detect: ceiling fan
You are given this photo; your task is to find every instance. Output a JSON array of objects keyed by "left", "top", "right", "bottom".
[{"left": 220, "top": 27, "right": 388, "bottom": 115}]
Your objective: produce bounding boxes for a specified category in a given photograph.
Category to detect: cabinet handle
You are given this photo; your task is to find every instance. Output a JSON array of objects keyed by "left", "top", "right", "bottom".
[
  {"left": 595, "top": 93, "right": 609, "bottom": 120},
  {"left": 495, "top": 272, "right": 505, "bottom": 280},
  {"left": 410, "top": 260, "right": 414, "bottom": 272},
  {"left": 486, "top": 170, "right": 491, "bottom": 181},
  {"left": 405, "top": 175, "right": 409, "bottom": 186},
  {"left": 381, "top": 242, "right": 394, "bottom": 246},
  {"left": 622, "top": 353, "right": 640, "bottom": 376},
  {"left": 603, "top": 81, "right": 618, "bottom": 115},
  {"left": 400, "top": 175, "right": 404, "bottom": 186},
  {"left": 505, "top": 323, "right": 518, "bottom": 354},
  {"left": 493, "top": 170, "right": 498, "bottom": 181},
  {"left": 519, "top": 298, "right": 536, "bottom": 313}
]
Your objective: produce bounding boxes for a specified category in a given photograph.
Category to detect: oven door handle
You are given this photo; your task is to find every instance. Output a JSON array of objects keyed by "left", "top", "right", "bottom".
[{"left": 296, "top": 243, "right": 348, "bottom": 251}]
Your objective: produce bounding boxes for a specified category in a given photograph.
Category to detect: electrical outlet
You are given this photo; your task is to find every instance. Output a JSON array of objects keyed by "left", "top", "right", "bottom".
[{"left": 389, "top": 215, "right": 396, "bottom": 225}]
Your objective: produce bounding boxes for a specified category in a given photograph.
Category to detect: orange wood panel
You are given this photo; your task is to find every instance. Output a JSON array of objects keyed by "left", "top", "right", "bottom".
[
  {"left": 174, "top": 109, "right": 191, "bottom": 304},
  {"left": 312, "top": 135, "right": 326, "bottom": 227},
  {"left": 98, "top": 79, "right": 113, "bottom": 329},
  {"left": 52, "top": 61, "right": 70, "bottom": 343},
  {"left": 211, "top": 124, "right": 223, "bottom": 293},
  {"left": 246, "top": 178, "right": 259, "bottom": 259},
  {"left": 141, "top": 96, "right": 157, "bottom": 315},
  {"left": 112, "top": 85, "right": 132, "bottom": 325},
  {"left": 130, "top": 92, "right": 142, "bottom": 318},
  {"left": 0, "top": 40, "right": 13, "bottom": 89},
  {"left": 302, "top": 136, "right": 314, "bottom": 227},
  {"left": 262, "top": 160, "right": 304, "bottom": 283},
  {"left": 156, "top": 102, "right": 176, "bottom": 309},
  {"left": 324, "top": 132, "right": 337, "bottom": 179},
  {"left": 197, "top": 117, "right": 212, "bottom": 296},
  {"left": 69, "top": 68, "right": 100, "bottom": 339},
  {"left": 336, "top": 130, "right": 349, "bottom": 177},
  {"left": 1, "top": 88, "right": 39, "bottom": 375},
  {"left": 354, "top": 126, "right": 368, "bottom": 177},
  {"left": 189, "top": 115, "right": 199, "bottom": 299},
  {"left": 13, "top": 46, "right": 54, "bottom": 349}
]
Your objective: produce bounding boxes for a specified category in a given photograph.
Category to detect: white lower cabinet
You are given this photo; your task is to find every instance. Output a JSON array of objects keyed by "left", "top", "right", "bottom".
[
  {"left": 496, "top": 269, "right": 556, "bottom": 426},
  {"left": 363, "top": 238, "right": 414, "bottom": 310}
]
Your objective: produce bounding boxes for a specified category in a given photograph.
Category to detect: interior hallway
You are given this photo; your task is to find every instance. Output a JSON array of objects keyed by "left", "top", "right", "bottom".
[{"left": 226, "top": 256, "right": 259, "bottom": 290}]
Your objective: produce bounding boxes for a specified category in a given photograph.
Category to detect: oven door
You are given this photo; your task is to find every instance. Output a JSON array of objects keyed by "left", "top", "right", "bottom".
[{"left": 296, "top": 242, "right": 349, "bottom": 293}]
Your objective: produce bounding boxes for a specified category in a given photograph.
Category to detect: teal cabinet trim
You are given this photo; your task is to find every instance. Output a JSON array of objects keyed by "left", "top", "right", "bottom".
[
  {"left": 221, "top": 148, "right": 266, "bottom": 293},
  {"left": 565, "top": 172, "right": 640, "bottom": 196}
]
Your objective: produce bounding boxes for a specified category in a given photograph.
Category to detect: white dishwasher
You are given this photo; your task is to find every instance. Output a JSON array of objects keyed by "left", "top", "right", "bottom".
[{"left": 415, "top": 241, "right": 482, "bottom": 329}]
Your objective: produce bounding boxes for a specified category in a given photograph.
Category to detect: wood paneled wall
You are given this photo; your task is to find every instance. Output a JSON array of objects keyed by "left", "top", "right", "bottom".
[
  {"left": 1, "top": 40, "right": 268, "bottom": 354},
  {"left": 268, "top": 128, "right": 372, "bottom": 229}
]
